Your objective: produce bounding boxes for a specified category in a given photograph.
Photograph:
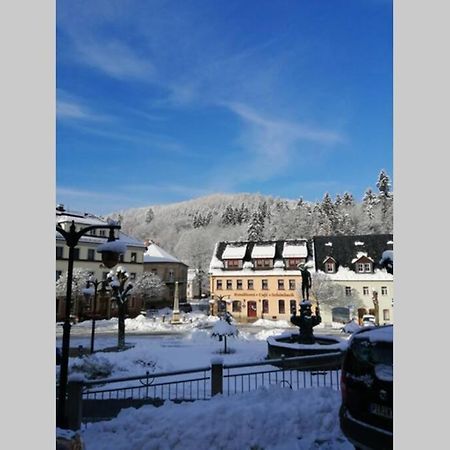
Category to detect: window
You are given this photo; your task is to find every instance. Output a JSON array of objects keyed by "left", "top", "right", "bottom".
[
  {"left": 357, "top": 262, "right": 372, "bottom": 273},
  {"left": 383, "top": 309, "right": 390, "bottom": 321},
  {"left": 287, "top": 258, "right": 301, "bottom": 268},
  {"left": 119, "top": 254, "right": 124, "bottom": 263},
  {"left": 169, "top": 270, "right": 175, "bottom": 281},
  {"left": 262, "top": 299, "right": 269, "bottom": 314},
  {"left": 56, "top": 246, "right": 64, "bottom": 259},
  {"left": 381, "top": 286, "right": 388, "bottom": 295},
  {"left": 56, "top": 270, "right": 62, "bottom": 281},
  {"left": 289, "top": 280, "right": 296, "bottom": 290},
  {"left": 278, "top": 280, "right": 285, "bottom": 290},
  {"left": 262, "top": 279, "right": 268, "bottom": 290},
  {"left": 227, "top": 259, "right": 240, "bottom": 269},
  {"left": 89, "top": 229, "right": 96, "bottom": 236},
  {"left": 226, "top": 280, "right": 232, "bottom": 290},
  {"left": 232, "top": 301, "right": 241, "bottom": 313},
  {"left": 236, "top": 279, "right": 243, "bottom": 290},
  {"left": 87, "top": 249, "right": 95, "bottom": 261},
  {"left": 131, "top": 252, "right": 137, "bottom": 263},
  {"left": 247, "top": 279, "right": 254, "bottom": 290},
  {"left": 73, "top": 248, "right": 80, "bottom": 260},
  {"left": 216, "top": 279, "right": 223, "bottom": 290},
  {"left": 290, "top": 299, "right": 296, "bottom": 314},
  {"left": 325, "top": 262, "right": 335, "bottom": 273},
  {"left": 151, "top": 268, "right": 158, "bottom": 275},
  {"left": 278, "top": 300, "right": 285, "bottom": 314},
  {"left": 99, "top": 230, "right": 106, "bottom": 236},
  {"left": 345, "top": 286, "right": 352, "bottom": 296},
  {"left": 255, "top": 259, "right": 272, "bottom": 268},
  {"left": 363, "top": 286, "right": 369, "bottom": 295}
]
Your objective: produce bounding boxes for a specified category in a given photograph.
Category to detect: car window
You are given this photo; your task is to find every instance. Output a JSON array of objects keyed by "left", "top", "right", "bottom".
[{"left": 352, "top": 338, "right": 393, "bottom": 366}]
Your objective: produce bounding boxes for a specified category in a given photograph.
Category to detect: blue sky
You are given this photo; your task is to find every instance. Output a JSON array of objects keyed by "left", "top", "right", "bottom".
[{"left": 56, "top": 0, "right": 392, "bottom": 215}]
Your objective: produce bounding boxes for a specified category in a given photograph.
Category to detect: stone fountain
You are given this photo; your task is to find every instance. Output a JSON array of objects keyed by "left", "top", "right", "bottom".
[{"left": 266, "top": 266, "right": 347, "bottom": 369}]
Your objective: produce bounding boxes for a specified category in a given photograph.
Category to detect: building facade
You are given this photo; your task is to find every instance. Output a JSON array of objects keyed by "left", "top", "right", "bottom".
[
  {"left": 312, "top": 234, "right": 394, "bottom": 325},
  {"left": 56, "top": 205, "right": 146, "bottom": 321},
  {"left": 209, "top": 239, "right": 312, "bottom": 322},
  {"left": 143, "top": 240, "right": 189, "bottom": 306}
]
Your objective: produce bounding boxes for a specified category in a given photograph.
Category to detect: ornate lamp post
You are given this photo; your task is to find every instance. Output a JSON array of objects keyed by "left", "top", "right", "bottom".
[
  {"left": 56, "top": 220, "right": 123, "bottom": 429},
  {"left": 108, "top": 266, "right": 134, "bottom": 349},
  {"left": 82, "top": 277, "right": 110, "bottom": 354}
]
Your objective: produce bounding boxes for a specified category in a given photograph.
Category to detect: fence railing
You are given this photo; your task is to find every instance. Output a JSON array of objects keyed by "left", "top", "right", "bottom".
[{"left": 63, "top": 352, "right": 343, "bottom": 430}]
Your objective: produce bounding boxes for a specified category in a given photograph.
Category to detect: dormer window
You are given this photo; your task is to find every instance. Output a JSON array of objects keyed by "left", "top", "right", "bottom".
[
  {"left": 254, "top": 259, "right": 273, "bottom": 269},
  {"left": 323, "top": 257, "right": 336, "bottom": 273},
  {"left": 286, "top": 258, "right": 303, "bottom": 269},
  {"left": 356, "top": 262, "right": 372, "bottom": 273},
  {"left": 225, "top": 259, "right": 242, "bottom": 269}
]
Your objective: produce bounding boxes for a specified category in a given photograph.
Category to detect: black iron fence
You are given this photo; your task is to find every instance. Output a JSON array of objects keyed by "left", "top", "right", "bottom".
[{"left": 62, "top": 352, "right": 343, "bottom": 430}]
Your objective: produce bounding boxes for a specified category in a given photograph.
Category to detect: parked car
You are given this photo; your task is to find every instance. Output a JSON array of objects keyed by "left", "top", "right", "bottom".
[
  {"left": 179, "top": 303, "right": 193, "bottom": 313},
  {"left": 339, "top": 325, "right": 393, "bottom": 450},
  {"left": 361, "top": 314, "right": 376, "bottom": 327}
]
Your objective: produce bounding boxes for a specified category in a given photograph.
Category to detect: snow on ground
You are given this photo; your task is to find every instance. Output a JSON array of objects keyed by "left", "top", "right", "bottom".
[
  {"left": 57, "top": 312, "right": 353, "bottom": 449},
  {"left": 80, "top": 386, "right": 352, "bottom": 450}
]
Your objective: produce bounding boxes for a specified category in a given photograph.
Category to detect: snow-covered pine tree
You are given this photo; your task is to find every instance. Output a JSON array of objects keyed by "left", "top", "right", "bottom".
[
  {"left": 376, "top": 170, "right": 393, "bottom": 224},
  {"left": 321, "top": 193, "right": 338, "bottom": 233},
  {"left": 247, "top": 211, "right": 265, "bottom": 241},
  {"left": 362, "top": 188, "right": 377, "bottom": 221},
  {"left": 342, "top": 192, "right": 355, "bottom": 207},
  {"left": 145, "top": 208, "right": 154, "bottom": 224}
]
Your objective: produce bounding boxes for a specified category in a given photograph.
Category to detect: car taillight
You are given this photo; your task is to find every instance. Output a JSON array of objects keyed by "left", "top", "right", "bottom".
[{"left": 340, "top": 370, "right": 348, "bottom": 403}]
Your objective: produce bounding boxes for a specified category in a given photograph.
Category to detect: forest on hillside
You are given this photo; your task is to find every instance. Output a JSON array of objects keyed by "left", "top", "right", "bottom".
[{"left": 106, "top": 171, "right": 393, "bottom": 273}]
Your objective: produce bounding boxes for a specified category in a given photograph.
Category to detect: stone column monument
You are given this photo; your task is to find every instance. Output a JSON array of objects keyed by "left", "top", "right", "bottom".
[{"left": 171, "top": 281, "right": 182, "bottom": 324}]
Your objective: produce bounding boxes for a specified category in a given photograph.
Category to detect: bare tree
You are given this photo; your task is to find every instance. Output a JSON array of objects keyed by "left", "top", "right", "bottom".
[
  {"left": 56, "top": 267, "right": 92, "bottom": 320},
  {"left": 133, "top": 272, "right": 166, "bottom": 308}
]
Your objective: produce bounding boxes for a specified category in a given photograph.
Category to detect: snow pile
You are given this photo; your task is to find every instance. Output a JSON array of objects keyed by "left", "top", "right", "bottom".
[
  {"left": 251, "top": 318, "right": 292, "bottom": 329},
  {"left": 57, "top": 312, "right": 219, "bottom": 336},
  {"left": 81, "top": 386, "right": 352, "bottom": 450}
]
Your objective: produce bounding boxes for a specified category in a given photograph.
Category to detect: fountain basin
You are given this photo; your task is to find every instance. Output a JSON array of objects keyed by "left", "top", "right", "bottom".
[{"left": 267, "top": 331, "right": 348, "bottom": 370}]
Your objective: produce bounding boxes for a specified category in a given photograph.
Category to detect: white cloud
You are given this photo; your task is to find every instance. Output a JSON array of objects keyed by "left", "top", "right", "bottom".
[{"left": 74, "top": 39, "right": 156, "bottom": 81}]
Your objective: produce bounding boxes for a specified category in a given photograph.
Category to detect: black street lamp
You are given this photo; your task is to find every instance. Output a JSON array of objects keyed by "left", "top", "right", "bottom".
[
  {"left": 82, "top": 277, "right": 110, "bottom": 354},
  {"left": 56, "top": 220, "right": 123, "bottom": 429},
  {"left": 107, "top": 266, "right": 134, "bottom": 349}
]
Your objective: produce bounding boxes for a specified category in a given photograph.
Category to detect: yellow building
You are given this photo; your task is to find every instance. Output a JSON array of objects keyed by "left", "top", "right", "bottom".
[
  {"left": 56, "top": 205, "right": 146, "bottom": 320},
  {"left": 209, "top": 240, "right": 311, "bottom": 322}
]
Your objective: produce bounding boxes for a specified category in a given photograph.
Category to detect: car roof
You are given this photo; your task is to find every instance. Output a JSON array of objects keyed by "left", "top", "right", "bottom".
[{"left": 351, "top": 324, "right": 393, "bottom": 343}]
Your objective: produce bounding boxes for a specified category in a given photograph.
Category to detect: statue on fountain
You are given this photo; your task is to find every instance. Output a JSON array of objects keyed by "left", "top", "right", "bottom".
[
  {"left": 299, "top": 264, "right": 312, "bottom": 300},
  {"left": 291, "top": 265, "right": 321, "bottom": 344},
  {"left": 291, "top": 301, "right": 322, "bottom": 344}
]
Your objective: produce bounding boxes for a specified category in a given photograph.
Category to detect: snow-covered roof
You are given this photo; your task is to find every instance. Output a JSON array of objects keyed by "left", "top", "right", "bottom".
[
  {"left": 251, "top": 243, "right": 276, "bottom": 259},
  {"left": 144, "top": 243, "right": 185, "bottom": 265},
  {"left": 282, "top": 242, "right": 308, "bottom": 258},
  {"left": 351, "top": 252, "right": 374, "bottom": 263},
  {"left": 324, "top": 267, "right": 393, "bottom": 281},
  {"left": 56, "top": 214, "right": 107, "bottom": 227},
  {"left": 56, "top": 209, "right": 145, "bottom": 249},
  {"left": 222, "top": 244, "right": 247, "bottom": 259}
]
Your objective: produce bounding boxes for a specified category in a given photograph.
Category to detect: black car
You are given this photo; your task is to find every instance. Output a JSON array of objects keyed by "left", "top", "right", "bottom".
[
  {"left": 339, "top": 325, "right": 393, "bottom": 450},
  {"left": 179, "top": 303, "right": 193, "bottom": 313}
]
